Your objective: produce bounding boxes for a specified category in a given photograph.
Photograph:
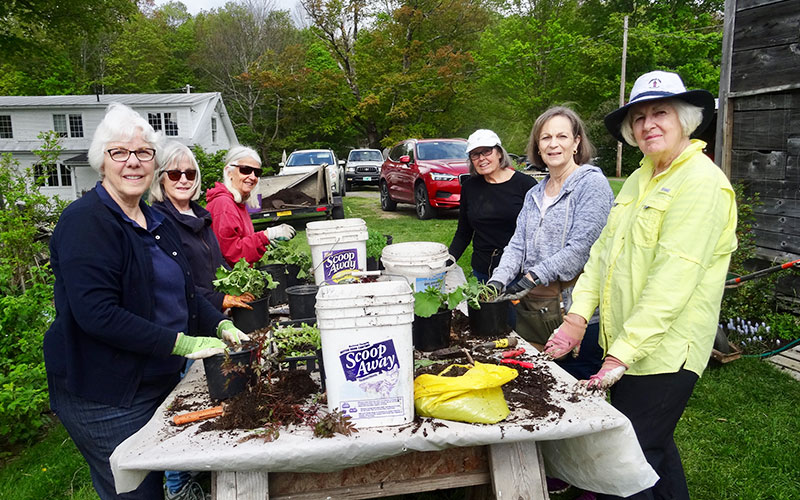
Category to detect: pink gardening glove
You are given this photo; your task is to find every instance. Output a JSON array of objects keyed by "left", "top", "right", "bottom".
[
  {"left": 544, "top": 313, "right": 587, "bottom": 359},
  {"left": 583, "top": 355, "right": 628, "bottom": 389}
]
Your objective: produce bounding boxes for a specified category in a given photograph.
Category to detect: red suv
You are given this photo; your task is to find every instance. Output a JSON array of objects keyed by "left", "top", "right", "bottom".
[{"left": 379, "top": 138, "right": 468, "bottom": 219}]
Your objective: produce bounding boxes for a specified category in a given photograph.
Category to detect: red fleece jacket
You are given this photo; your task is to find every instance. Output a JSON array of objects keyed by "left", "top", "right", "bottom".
[{"left": 206, "top": 182, "right": 269, "bottom": 265}]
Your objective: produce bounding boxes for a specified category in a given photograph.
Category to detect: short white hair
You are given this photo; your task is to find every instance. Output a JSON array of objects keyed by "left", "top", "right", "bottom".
[
  {"left": 88, "top": 103, "right": 162, "bottom": 178},
  {"left": 222, "top": 145, "right": 262, "bottom": 208},
  {"left": 620, "top": 98, "right": 704, "bottom": 147},
  {"left": 148, "top": 141, "right": 202, "bottom": 203}
]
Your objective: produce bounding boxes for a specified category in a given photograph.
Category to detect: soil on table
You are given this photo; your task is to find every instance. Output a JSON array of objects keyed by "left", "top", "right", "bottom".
[{"left": 261, "top": 188, "right": 317, "bottom": 210}]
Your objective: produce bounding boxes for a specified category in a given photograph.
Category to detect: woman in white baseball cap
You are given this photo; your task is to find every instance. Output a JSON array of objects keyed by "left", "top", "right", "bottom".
[
  {"left": 449, "top": 129, "right": 537, "bottom": 286},
  {"left": 547, "top": 71, "right": 737, "bottom": 499}
]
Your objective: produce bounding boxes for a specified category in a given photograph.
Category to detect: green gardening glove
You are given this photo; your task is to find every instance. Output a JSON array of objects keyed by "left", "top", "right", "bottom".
[
  {"left": 216, "top": 320, "right": 250, "bottom": 344},
  {"left": 172, "top": 332, "right": 227, "bottom": 360}
]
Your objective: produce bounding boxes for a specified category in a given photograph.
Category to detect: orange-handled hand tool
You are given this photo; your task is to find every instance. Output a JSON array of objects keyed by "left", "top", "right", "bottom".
[
  {"left": 501, "top": 358, "right": 534, "bottom": 369},
  {"left": 502, "top": 348, "right": 526, "bottom": 358},
  {"left": 172, "top": 405, "right": 224, "bottom": 426}
]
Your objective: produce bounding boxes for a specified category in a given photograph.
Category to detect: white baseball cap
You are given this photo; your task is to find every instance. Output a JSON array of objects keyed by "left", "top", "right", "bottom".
[
  {"left": 604, "top": 70, "right": 714, "bottom": 143},
  {"left": 466, "top": 129, "right": 501, "bottom": 153}
]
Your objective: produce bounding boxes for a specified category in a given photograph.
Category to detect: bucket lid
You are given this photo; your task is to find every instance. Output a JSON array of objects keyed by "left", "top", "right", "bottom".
[
  {"left": 381, "top": 242, "right": 450, "bottom": 266},
  {"left": 306, "top": 218, "right": 367, "bottom": 235},
  {"left": 315, "top": 280, "right": 413, "bottom": 308}
]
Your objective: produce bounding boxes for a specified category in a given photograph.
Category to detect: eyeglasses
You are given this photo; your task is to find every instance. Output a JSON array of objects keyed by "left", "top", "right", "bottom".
[
  {"left": 107, "top": 148, "right": 156, "bottom": 162},
  {"left": 164, "top": 169, "right": 197, "bottom": 181},
  {"left": 232, "top": 164, "right": 263, "bottom": 177},
  {"left": 468, "top": 148, "right": 495, "bottom": 160}
]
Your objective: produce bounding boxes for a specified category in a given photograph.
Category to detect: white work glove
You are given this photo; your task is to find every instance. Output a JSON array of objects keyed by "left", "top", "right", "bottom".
[
  {"left": 582, "top": 355, "right": 628, "bottom": 389},
  {"left": 216, "top": 319, "right": 250, "bottom": 344},
  {"left": 265, "top": 224, "right": 296, "bottom": 244}
]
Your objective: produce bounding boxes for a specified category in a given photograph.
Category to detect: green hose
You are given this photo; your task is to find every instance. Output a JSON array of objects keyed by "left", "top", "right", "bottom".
[{"left": 742, "top": 337, "right": 800, "bottom": 358}]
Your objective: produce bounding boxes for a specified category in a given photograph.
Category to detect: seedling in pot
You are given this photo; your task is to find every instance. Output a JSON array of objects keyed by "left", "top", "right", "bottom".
[
  {"left": 213, "top": 258, "right": 278, "bottom": 298},
  {"left": 258, "top": 242, "right": 312, "bottom": 280},
  {"left": 413, "top": 286, "right": 464, "bottom": 318},
  {"left": 461, "top": 275, "right": 501, "bottom": 309}
]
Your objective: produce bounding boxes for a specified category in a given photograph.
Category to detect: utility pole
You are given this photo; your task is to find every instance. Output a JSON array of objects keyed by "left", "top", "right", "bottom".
[{"left": 616, "top": 15, "right": 628, "bottom": 178}]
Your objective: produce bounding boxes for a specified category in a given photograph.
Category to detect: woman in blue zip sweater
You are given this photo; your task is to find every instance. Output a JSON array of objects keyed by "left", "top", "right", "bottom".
[
  {"left": 44, "top": 103, "right": 248, "bottom": 500},
  {"left": 489, "top": 106, "right": 613, "bottom": 378}
]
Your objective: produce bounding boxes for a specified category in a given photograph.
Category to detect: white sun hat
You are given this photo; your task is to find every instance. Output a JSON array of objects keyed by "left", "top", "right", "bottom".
[{"left": 604, "top": 70, "right": 715, "bottom": 143}]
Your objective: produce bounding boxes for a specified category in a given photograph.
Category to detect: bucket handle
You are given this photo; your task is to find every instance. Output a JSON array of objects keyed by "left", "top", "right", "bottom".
[{"left": 311, "top": 234, "right": 344, "bottom": 275}]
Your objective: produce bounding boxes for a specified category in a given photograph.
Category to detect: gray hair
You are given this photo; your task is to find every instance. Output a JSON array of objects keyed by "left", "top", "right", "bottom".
[
  {"left": 527, "top": 106, "right": 595, "bottom": 169},
  {"left": 620, "top": 98, "right": 704, "bottom": 147},
  {"left": 88, "top": 103, "right": 161, "bottom": 178},
  {"left": 222, "top": 145, "right": 262, "bottom": 208},
  {"left": 468, "top": 145, "right": 514, "bottom": 176},
  {"left": 148, "top": 141, "right": 202, "bottom": 203}
]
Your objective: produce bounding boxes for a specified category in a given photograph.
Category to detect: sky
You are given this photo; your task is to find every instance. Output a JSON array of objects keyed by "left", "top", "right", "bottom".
[{"left": 154, "top": 0, "right": 303, "bottom": 17}]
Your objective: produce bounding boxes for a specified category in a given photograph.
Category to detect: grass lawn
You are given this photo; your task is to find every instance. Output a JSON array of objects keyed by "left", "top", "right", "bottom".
[{"left": 4, "top": 177, "right": 798, "bottom": 500}]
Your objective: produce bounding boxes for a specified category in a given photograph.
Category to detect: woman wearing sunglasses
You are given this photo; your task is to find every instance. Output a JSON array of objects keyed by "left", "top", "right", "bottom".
[
  {"left": 149, "top": 141, "right": 255, "bottom": 312},
  {"left": 206, "top": 146, "right": 296, "bottom": 266}
]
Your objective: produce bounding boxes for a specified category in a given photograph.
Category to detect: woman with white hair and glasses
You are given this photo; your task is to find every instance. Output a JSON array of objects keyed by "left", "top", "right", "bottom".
[
  {"left": 545, "top": 71, "right": 738, "bottom": 499},
  {"left": 44, "top": 103, "right": 247, "bottom": 499},
  {"left": 206, "top": 146, "right": 296, "bottom": 266},
  {"left": 149, "top": 141, "right": 255, "bottom": 312}
]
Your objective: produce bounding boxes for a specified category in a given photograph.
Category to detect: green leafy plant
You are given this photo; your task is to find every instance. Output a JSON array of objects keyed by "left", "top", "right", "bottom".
[
  {"left": 365, "top": 229, "right": 389, "bottom": 260},
  {"left": 258, "top": 242, "right": 312, "bottom": 280},
  {"left": 213, "top": 258, "right": 277, "bottom": 298},
  {"left": 271, "top": 323, "right": 321, "bottom": 357},
  {"left": 461, "top": 275, "right": 500, "bottom": 309},
  {"left": 413, "top": 286, "right": 463, "bottom": 317}
]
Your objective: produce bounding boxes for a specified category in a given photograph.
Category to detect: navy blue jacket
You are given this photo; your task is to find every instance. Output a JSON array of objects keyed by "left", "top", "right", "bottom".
[
  {"left": 151, "top": 199, "right": 227, "bottom": 310},
  {"left": 44, "top": 186, "right": 226, "bottom": 407}
]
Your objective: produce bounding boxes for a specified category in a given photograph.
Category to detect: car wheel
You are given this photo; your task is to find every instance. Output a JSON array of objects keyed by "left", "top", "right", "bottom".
[
  {"left": 414, "top": 183, "right": 436, "bottom": 220},
  {"left": 331, "top": 196, "right": 345, "bottom": 219},
  {"left": 380, "top": 181, "right": 397, "bottom": 211},
  {"left": 345, "top": 181, "right": 353, "bottom": 192},
  {"left": 339, "top": 173, "right": 346, "bottom": 196}
]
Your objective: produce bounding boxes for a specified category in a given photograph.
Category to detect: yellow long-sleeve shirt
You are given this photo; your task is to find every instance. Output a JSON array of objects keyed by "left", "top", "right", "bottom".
[{"left": 570, "top": 140, "right": 737, "bottom": 376}]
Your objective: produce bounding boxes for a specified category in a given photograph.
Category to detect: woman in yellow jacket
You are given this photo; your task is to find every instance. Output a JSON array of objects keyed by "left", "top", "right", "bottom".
[{"left": 545, "top": 71, "right": 738, "bottom": 499}]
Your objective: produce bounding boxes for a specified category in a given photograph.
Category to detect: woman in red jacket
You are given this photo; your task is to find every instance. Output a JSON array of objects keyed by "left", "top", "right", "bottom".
[{"left": 206, "top": 146, "right": 296, "bottom": 265}]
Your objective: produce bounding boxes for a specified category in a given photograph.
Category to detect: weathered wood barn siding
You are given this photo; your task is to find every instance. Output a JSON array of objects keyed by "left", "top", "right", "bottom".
[{"left": 718, "top": 0, "right": 800, "bottom": 261}]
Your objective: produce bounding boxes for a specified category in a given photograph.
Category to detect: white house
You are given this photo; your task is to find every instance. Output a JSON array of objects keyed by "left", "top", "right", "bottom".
[{"left": 0, "top": 92, "right": 238, "bottom": 201}]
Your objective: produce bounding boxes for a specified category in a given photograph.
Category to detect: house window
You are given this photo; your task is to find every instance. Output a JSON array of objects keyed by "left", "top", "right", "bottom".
[
  {"left": 0, "top": 115, "right": 12, "bottom": 138},
  {"left": 53, "top": 114, "right": 84, "bottom": 138},
  {"left": 34, "top": 163, "right": 72, "bottom": 187},
  {"left": 211, "top": 117, "right": 218, "bottom": 143},
  {"left": 148, "top": 112, "right": 178, "bottom": 136}
]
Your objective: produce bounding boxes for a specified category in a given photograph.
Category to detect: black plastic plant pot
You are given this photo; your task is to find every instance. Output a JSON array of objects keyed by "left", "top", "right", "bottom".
[
  {"left": 286, "top": 264, "right": 305, "bottom": 287},
  {"left": 286, "top": 285, "right": 318, "bottom": 320},
  {"left": 231, "top": 294, "right": 271, "bottom": 334},
  {"left": 202, "top": 345, "right": 258, "bottom": 400},
  {"left": 366, "top": 257, "right": 379, "bottom": 271},
  {"left": 468, "top": 300, "right": 510, "bottom": 337},
  {"left": 412, "top": 309, "right": 452, "bottom": 352},
  {"left": 258, "top": 263, "right": 288, "bottom": 305}
]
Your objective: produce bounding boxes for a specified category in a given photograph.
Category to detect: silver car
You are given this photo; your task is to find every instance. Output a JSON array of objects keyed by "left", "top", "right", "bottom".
[
  {"left": 279, "top": 149, "right": 346, "bottom": 196},
  {"left": 345, "top": 148, "right": 383, "bottom": 190}
]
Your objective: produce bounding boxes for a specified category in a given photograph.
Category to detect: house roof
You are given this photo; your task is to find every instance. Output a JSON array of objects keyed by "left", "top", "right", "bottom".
[{"left": 0, "top": 93, "right": 220, "bottom": 109}]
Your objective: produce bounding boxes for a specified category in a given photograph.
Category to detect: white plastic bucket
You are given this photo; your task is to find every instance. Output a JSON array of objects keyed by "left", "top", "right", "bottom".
[
  {"left": 316, "top": 280, "right": 414, "bottom": 428},
  {"left": 380, "top": 242, "right": 454, "bottom": 292},
  {"left": 306, "top": 218, "right": 368, "bottom": 285}
]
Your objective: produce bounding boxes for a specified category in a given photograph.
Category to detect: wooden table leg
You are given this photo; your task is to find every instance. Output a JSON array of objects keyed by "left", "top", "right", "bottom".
[
  {"left": 488, "top": 441, "right": 549, "bottom": 499},
  {"left": 212, "top": 471, "right": 270, "bottom": 500}
]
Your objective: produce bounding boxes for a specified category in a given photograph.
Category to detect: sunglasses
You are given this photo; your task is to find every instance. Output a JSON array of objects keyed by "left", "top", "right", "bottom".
[
  {"left": 164, "top": 169, "right": 197, "bottom": 181},
  {"left": 232, "top": 165, "right": 263, "bottom": 177}
]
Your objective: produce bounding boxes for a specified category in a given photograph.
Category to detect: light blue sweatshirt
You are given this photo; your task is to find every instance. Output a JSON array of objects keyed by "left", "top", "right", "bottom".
[{"left": 489, "top": 164, "right": 614, "bottom": 314}]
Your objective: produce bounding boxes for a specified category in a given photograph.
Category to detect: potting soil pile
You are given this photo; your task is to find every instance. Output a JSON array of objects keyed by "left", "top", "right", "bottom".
[{"left": 110, "top": 330, "right": 657, "bottom": 497}]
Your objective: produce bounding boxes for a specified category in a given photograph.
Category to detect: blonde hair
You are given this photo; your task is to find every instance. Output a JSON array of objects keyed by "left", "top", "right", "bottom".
[{"left": 149, "top": 141, "right": 202, "bottom": 203}]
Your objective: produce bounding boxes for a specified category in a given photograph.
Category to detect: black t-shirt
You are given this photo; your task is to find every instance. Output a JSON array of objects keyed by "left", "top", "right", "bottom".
[{"left": 449, "top": 170, "right": 537, "bottom": 276}]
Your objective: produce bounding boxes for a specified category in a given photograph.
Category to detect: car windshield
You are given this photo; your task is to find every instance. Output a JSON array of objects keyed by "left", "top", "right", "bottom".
[
  {"left": 348, "top": 150, "right": 383, "bottom": 162},
  {"left": 286, "top": 151, "right": 333, "bottom": 166},
  {"left": 416, "top": 141, "right": 467, "bottom": 161}
]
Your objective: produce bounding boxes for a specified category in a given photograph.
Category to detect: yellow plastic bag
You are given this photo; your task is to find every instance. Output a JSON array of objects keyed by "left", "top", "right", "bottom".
[{"left": 414, "top": 361, "right": 518, "bottom": 424}]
